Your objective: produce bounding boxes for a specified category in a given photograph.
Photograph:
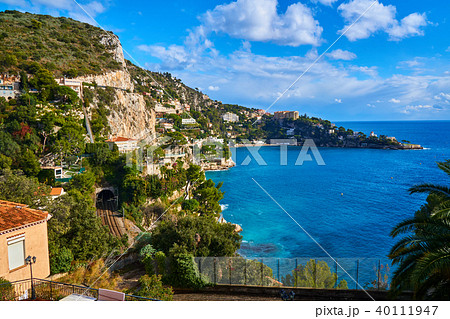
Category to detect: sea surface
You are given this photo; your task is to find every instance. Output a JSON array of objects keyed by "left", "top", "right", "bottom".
[{"left": 206, "top": 121, "right": 450, "bottom": 263}]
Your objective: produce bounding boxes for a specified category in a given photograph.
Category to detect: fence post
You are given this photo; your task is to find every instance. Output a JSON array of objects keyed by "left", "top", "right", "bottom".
[
  {"left": 213, "top": 258, "right": 217, "bottom": 285},
  {"left": 314, "top": 259, "right": 317, "bottom": 288},
  {"left": 50, "top": 281, "right": 53, "bottom": 300},
  {"left": 335, "top": 260, "right": 338, "bottom": 289},
  {"left": 198, "top": 258, "right": 202, "bottom": 277},
  {"left": 229, "top": 258, "right": 232, "bottom": 285},
  {"left": 261, "top": 258, "right": 264, "bottom": 286},
  {"left": 356, "top": 259, "right": 359, "bottom": 290},
  {"left": 244, "top": 259, "right": 247, "bottom": 286},
  {"left": 295, "top": 259, "right": 298, "bottom": 288},
  {"left": 377, "top": 260, "right": 381, "bottom": 291},
  {"left": 277, "top": 259, "right": 280, "bottom": 282}
]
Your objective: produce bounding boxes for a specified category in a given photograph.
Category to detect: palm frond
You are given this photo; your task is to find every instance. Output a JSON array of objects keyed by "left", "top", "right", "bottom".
[
  {"left": 437, "top": 160, "right": 450, "bottom": 177},
  {"left": 409, "top": 184, "right": 450, "bottom": 198}
]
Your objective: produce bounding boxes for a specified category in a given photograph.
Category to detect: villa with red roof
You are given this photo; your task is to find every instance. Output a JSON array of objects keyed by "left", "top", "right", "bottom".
[
  {"left": 106, "top": 136, "right": 139, "bottom": 153},
  {"left": 0, "top": 201, "right": 51, "bottom": 281}
]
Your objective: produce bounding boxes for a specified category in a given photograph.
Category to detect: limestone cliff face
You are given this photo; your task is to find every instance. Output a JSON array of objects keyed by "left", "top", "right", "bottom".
[
  {"left": 107, "top": 90, "right": 155, "bottom": 139},
  {"left": 79, "top": 33, "right": 155, "bottom": 139},
  {"left": 77, "top": 70, "right": 134, "bottom": 92}
]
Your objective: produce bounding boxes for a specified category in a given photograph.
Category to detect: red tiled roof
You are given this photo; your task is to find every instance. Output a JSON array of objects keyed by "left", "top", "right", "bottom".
[
  {"left": 0, "top": 200, "right": 49, "bottom": 233},
  {"left": 106, "top": 137, "right": 134, "bottom": 142},
  {"left": 49, "top": 187, "right": 64, "bottom": 196}
]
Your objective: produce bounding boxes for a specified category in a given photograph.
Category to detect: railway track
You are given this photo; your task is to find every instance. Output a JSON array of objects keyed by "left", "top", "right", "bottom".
[{"left": 97, "top": 200, "right": 124, "bottom": 237}]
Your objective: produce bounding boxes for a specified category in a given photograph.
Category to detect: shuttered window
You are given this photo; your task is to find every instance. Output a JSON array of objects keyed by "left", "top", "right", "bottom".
[{"left": 7, "top": 234, "right": 25, "bottom": 270}]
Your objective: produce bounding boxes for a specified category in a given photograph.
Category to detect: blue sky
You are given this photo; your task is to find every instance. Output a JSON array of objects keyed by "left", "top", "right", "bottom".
[{"left": 1, "top": 0, "right": 449, "bottom": 121}]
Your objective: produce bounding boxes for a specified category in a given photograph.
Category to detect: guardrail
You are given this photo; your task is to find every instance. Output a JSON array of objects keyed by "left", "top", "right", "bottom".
[
  {"left": 194, "top": 257, "right": 392, "bottom": 291},
  {"left": 0, "top": 278, "right": 159, "bottom": 301}
]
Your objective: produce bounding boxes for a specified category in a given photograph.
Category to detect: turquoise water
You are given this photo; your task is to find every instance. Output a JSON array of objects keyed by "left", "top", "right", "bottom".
[{"left": 206, "top": 121, "right": 450, "bottom": 260}]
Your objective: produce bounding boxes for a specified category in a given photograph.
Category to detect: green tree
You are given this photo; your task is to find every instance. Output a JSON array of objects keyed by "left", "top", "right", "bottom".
[
  {"left": 135, "top": 275, "right": 173, "bottom": 301},
  {"left": 49, "top": 246, "right": 74, "bottom": 274},
  {"left": 0, "top": 169, "right": 49, "bottom": 208},
  {"left": 389, "top": 160, "right": 450, "bottom": 300},
  {"left": 67, "top": 171, "right": 96, "bottom": 194},
  {"left": 184, "top": 164, "right": 204, "bottom": 199},
  {"left": 17, "top": 149, "right": 41, "bottom": 176},
  {"left": 150, "top": 215, "right": 241, "bottom": 257},
  {"left": 283, "top": 259, "right": 348, "bottom": 289},
  {"left": 49, "top": 190, "right": 115, "bottom": 261},
  {"left": 194, "top": 179, "right": 224, "bottom": 217},
  {"left": 53, "top": 121, "right": 85, "bottom": 160},
  {"left": 182, "top": 199, "right": 199, "bottom": 213}
]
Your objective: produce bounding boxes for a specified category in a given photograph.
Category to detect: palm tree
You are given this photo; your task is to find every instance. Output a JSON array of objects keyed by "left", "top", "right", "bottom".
[{"left": 389, "top": 160, "right": 450, "bottom": 300}]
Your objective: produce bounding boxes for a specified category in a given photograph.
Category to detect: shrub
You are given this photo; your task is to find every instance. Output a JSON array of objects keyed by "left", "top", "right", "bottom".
[
  {"left": 50, "top": 246, "right": 74, "bottom": 274},
  {"left": 163, "top": 253, "right": 207, "bottom": 289},
  {"left": 135, "top": 275, "right": 173, "bottom": 301},
  {"left": 0, "top": 277, "right": 14, "bottom": 301}
]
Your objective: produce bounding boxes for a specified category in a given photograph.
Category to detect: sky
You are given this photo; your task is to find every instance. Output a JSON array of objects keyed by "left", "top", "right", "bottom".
[{"left": 1, "top": 0, "right": 449, "bottom": 121}]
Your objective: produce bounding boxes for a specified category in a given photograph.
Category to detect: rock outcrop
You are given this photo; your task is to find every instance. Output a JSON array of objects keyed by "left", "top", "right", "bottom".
[{"left": 76, "top": 32, "right": 155, "bottom": 139}]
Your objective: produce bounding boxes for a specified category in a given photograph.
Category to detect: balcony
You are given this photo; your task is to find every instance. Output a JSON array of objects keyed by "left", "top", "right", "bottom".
[{"left": 0, "top": 278, "right": 159, "bottom": 301}]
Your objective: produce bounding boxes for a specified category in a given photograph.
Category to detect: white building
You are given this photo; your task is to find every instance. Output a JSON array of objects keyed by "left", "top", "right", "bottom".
[
  {"left": 222, "top": 112, "right": 239, "bottom": 123},
  {"left": 370, "top": 131, "right": 377, "bottom": 137},
  {"left": 182, "top": 118, "right": 197, "bottom": 125},
  {"left": 0, "top": 76, "right": 20, "bottom": 99},
  {"left": 106, "top": 137, "right": 139, "bottom": 153},
  {"left": 58, "top": 78, "right": 83, "bottom": 98},
  {"left": 286, "top": 128, "right": 295, "bottom": 136}
]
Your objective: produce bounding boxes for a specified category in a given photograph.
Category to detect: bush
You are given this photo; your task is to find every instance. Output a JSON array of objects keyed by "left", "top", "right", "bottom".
[
  {"left": 139, "top": 244, "right": 156, "bottom": 259},
  {"left": 163, "top": 253, "right": 208, "bottom": 289},
  {"left": 135, "top": 275, "right": 173, "bottom": 301},
  {"left": 0, "top": 277, "right": 14, "bottom": 301},
  {"left": 50, "top": 246, "right": 74, "bottom": 274}
]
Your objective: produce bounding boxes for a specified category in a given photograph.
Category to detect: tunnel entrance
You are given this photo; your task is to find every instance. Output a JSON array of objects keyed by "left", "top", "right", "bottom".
[{"left": 96, "top": 189, "right": 117, "bottom": 211}]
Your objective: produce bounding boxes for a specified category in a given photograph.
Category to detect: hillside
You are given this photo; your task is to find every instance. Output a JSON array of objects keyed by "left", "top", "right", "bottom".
[{"left": 0, "top": 10, "right": 122, "bottom": 77}]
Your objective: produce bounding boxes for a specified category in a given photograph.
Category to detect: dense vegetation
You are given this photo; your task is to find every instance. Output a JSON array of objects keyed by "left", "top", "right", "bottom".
[{"left": 0, "top": 10, "right": 122, "bottom": 77}]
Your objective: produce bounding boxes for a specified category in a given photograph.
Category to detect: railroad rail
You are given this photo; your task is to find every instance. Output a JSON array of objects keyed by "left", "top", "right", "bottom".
[{"left": 97, "top": 199, "right": 125, "bottom": 237}]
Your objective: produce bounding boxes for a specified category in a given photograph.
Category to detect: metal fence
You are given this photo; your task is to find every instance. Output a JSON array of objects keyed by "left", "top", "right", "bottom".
[
  {"left": 0, "top": 278, "right": 158, "bottom": 301},
  {"left": 194, "top": 257, "right": 392, "bottom": 290}
]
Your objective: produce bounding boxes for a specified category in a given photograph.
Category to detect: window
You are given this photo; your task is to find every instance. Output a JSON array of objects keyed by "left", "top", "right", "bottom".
[{"left": 7, "top": 234, "right": 25, "bottom": 270}]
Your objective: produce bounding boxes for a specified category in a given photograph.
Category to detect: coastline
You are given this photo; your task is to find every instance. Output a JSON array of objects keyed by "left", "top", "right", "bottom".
[{"left": 231, "top": 143, "right": 423, "bottom": 150}]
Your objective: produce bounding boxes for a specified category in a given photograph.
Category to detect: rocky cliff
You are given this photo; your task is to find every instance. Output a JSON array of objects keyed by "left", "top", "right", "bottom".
[{"left": 75, "top": 33, "right": 156, "bottom": 139}]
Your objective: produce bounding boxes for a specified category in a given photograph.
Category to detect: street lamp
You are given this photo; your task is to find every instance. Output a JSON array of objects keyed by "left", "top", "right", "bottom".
[{"left": 25, "top": 256, "right": 36, "bottom": 300}]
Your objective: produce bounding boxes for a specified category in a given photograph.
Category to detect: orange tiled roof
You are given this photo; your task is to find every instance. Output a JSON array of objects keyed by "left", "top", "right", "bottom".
[
  {"left": 0, "top": 200, "right": 49, "bottom": 233},
  {"left": 49, "top": 187, "right": 64, "bottom": 196},
  {"left": 106, "top": 137, "right": 135, "bottom": 142}
]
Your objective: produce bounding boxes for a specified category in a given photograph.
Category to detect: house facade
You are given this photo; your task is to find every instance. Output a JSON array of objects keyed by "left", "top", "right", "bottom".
[
  {"left": 58, "top": 78, "right": 83, "bottom": 98},
  {"left": 0, "top": 75, "right": 20, "bottom": 99},
  {"left": 222, "top": 112, "right": 239, "bottom": 122},
  {"left": 273, "top": 111, "right": 299, "bottom": 121},
  {"left": 0, "top": 201, "right": 51, "bottom": 282},
  {"left": 106, "top": 136, "right": 139, "bottom": 153}
]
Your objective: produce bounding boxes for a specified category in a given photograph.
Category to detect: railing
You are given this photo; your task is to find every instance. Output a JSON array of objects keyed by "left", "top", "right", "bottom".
[
  {"left": 194, "top": 257, "right": 392, "bottom": 291},
  {"left": 0, "top": 278, "right": 159, "bottom": 301}
]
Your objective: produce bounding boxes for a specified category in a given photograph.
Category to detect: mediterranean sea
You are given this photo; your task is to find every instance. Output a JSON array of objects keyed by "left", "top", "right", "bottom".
[{"left": 206, "top": 121, "right": 450, "bottom": 264}]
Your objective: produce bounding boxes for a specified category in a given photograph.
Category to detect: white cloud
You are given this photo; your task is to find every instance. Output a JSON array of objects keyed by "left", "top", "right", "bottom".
[
  {"left": 389, "top": 98, "right": 400, "bottom": 103},
  {"left": 311, "top": 0, "right": 338, "bottom": 6},
  {"left": 335, "top": 98, "right": 342, "bottom": 103},
  {"left": 401, "top": 104, "right": 433, "bottom": 114},
  {"left": 338, "top": 0, "right": 428, "bottom": 41},
  {"left": 208, "top": 86, "right": 220, "bottom": 91},
  {"left": 367, "top": 103, "right": 375, "bottom": 108},
  {"left": 201, "top": 0, "right": 323, "bottom": 46},
  {"left": 2, "top": 0, "right": 108, "bottom": 23},
  {"left": 326, "top": 49, "right": 357, "bottom": 60},
  {"left": 388, "top": 13, "right": 427, "bottom": 41},
  {"left": 138, "top": 44, "right": 191, "bottom": 70}
]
